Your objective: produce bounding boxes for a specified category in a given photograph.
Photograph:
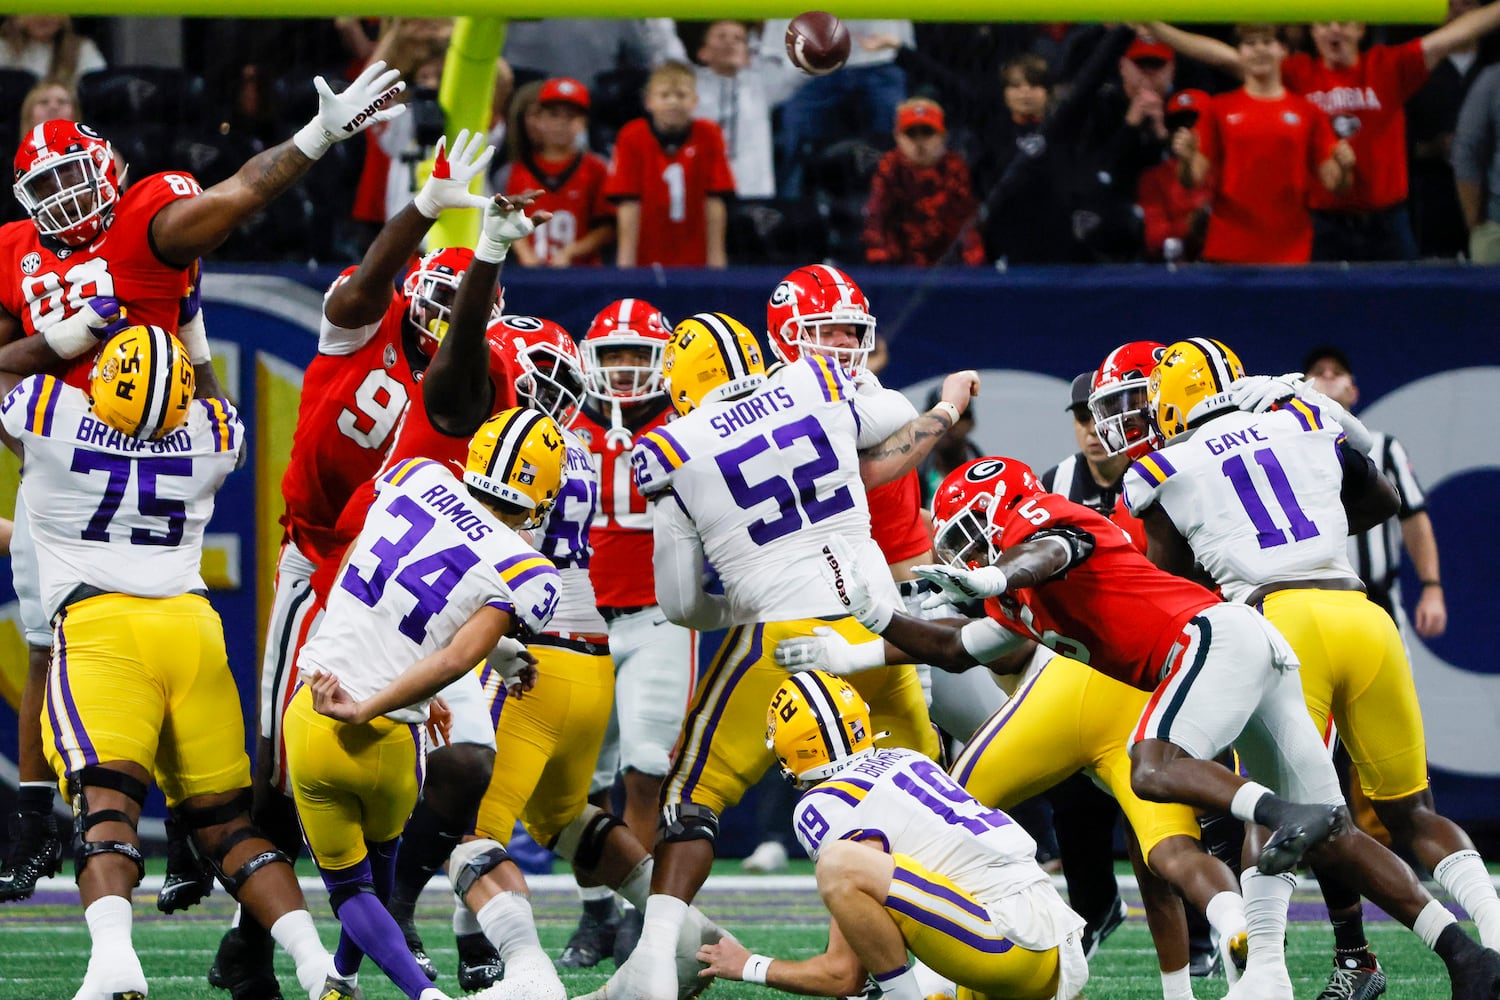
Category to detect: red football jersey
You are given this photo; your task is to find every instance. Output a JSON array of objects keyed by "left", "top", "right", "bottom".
[
  {"left": 310, "top": 360, "right": 519, "bottom": 599},
  {"left": 573, "top": 400, "right": 673, "bottom": 608},
  {"left": 0, "top": 171, "right": 200, "bottom": 386},
  {"left": 868, "top": 470, "right": 934, "bottom": 564},
  {"left": 605, "top": 118, "right": 736, "bottom": 267},
  {"left": 1198, "top": 89, "right": 1337, "bottom": 263},
  {"left": 982, "top": 493, "right": 1217, "bottom": 690},
  {"left": 279, "top": 292, "right": 424, "bottom": 569},
  {"left": 505, "top": 152, "right": 615, "bottom": 266},
  {"left": 1283, "top": 41, "right": 1428, "bottom": 212}
]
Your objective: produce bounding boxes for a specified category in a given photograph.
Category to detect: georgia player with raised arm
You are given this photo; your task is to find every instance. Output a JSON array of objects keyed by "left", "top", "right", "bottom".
[
  {"left": 209, "top": 131, "right": 499, "bottom": 1000},
  {"left": 0, "top": 61, "right": 406, "bottom": 908}
]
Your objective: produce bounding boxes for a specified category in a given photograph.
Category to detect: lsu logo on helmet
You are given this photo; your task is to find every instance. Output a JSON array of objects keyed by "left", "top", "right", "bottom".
[
  {"left": 767, "top": 670, "right": 876, "bottom": 786},
  {"left": 88, "top": 325, "right": 194, "bottom": 441},
  {"left": 661, "top": 312, "right": 765, "bottom": 416},
  {"left": 464, "top": 407, "right": 566, "bottom": 528},
  {"left": 1149, "top": 338, "right": 1245, "bottom": 441}
]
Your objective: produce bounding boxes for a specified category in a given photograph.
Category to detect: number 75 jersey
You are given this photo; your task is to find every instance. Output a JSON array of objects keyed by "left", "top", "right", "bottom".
[
  {"left": 630, "top": 356, "right": 915, "bottom": 623},
  {"left": 1, "top": 374, "right": 243, "bottom": 620}
]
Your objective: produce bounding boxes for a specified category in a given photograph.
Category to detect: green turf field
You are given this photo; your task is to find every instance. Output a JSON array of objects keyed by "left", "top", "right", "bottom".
[{"left": 0, "top": 863, "right": 1477, "bottom": 1000}]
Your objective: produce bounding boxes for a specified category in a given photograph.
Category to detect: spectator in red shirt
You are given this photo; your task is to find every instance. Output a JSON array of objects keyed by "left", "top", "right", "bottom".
[
  {"left": 606, "top": 61, "right": 736, "bottom": 268},
  {"left": 1136, "top": 88, "right": 1214, "bottom": 261},
  {"left": 863, "top": 98, "right": 987, "bottom": 266},
  {"left": 1151, "top": 3, "right": 1500, "bottom": 261},
  {"left": 1180, "top": 25, "right": 1355, "bottom": 264},
  {"left": 502, "top": 77, "right": 616, "bottom": 267}
]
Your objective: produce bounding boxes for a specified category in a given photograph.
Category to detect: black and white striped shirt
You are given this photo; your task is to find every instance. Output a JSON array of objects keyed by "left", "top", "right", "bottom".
[
  {"left": 1040, "top": 452, "right": 1122, "bottom": 513},
  {"left": 1351, "top": 431, "right": 1427, "bottom": 614}
]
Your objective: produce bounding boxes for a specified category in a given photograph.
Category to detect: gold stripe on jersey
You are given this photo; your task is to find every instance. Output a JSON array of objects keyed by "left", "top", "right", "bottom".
[
  {"left": 29, "top": 375, "right": 58, "bottom": 435},
  {"left": 499, "top": 554, "right": 554, "bottom": 589},
  {"left": 809, "top": 355, "right": 847, "bottom": 402},
  {"left": 642, "top": 429, "right": 688, "bottom": 470},
  {"left": 204, "top": 397, "right": 234, "bottom": 451},
  {"left": 386, "top": 457, "right": 429, "bottom": 487}
]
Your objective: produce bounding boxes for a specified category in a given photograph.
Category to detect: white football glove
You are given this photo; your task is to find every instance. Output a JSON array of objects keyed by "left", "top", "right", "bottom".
[
  {"left": 294, "top": 59, "right": 407, "bottom": 160},
  {"left": 912, "top": 563, "right": 1009, "bottom": 611},
  {"left": 412, "top": 130, "right": 495, "bottom": 219},
  {"left": 475, "top": 195, "right": 539, "bottom": 263},
  {"left": 1230, "top": 372, "right": 1305, "bottom": 414},
  {"left": 774, "top": 625, "right": 887, "bottom": 677},
  {"left": 487, "top": 637, "right": 538, "bottom": 695},
  {"left": 817, "top": 535, "right": 894, "bottom": 632}
]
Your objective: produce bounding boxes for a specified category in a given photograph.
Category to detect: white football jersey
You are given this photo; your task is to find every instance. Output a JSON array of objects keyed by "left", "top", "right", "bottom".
[
  {"left": 532, "top": 427, "right": 606, "bottom": 634},
  {"left": 1123, "top": 402, "right": 1358, "bottom": 603},
  {"left": 794, "top": 747, "right": 1047, "bottom": 905},
  {"left": 300, "top": 457, "right": 561, "bottom": 723},
  {"left": 0, "top": 375, "right": 243, "bottom": 620},
  {"left": 632, "top": 356, "right": 914, "bottom": 623}
]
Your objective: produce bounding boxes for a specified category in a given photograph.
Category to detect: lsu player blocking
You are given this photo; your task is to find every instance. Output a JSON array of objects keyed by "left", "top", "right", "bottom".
[
  {"left": 699, "top": 673, "right": 1087, "bottom": 1000},
  {"left": 1131, "top": 340, "right": 1500, "bottom": 998},
  {"left": 595, "top": 312, "right": 968, "bottom": 1000},
  {"left": 0, "top": 61, "right": 406, "bottom": 903},
  {"left": 223, "top": 131, "right": 499, "bottom": 1000},
  {"left": 0, "top": 326, "right": 342, "bottom": 1000},
  {"left": 289, "top": 407, "right": 565, "bottom": 1000}
]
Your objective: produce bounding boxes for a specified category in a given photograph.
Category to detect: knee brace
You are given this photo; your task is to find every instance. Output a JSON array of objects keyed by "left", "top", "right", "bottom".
[
  {"left": 658, "top": 803, "right": 719, "bottom": 847},
  {"left": 550, "top": 805, "right": 626, "bottom": 870},
  {"left": 177, "top": 790, "right": 292, "bottom": 896},
  {"left": 69, "top": 765, "right": 148, "bottom": 885},
  {"left": 328, "top": 879, "right": 376, "bottom": 916},
  {"left": 448, "top": 838, "right": 511, "bottom": 903}
]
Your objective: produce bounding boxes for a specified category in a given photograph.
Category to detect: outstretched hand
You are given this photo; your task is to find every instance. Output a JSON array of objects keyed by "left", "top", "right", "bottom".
[
  {"left": 475, "top": 190, "right": 553, "bottom": 263},
  {"left": 414, "top": 129, "right": 496, "bottom": 218},
  {"left": 295, "top": 59, "right": 407, "bottom": 160}
]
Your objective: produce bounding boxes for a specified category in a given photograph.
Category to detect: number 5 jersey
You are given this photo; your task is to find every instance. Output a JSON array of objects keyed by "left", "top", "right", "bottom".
[{"left": 1, "top": 374, "right": 242, "bottom": 619}]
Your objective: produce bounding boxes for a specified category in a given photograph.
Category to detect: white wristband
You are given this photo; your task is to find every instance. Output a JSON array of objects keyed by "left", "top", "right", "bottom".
[
  {"left": 474, "top": 233, "right": 511, "bottom": 264},
  {"left": 930, "top": 400, "right": 962, "bottom": 427},
  {"left": 43, "top": 313, "right": 103, "bottom": 360},
  {"left": 742, "top": 955, "right": 773, "bottom": 985},
  {"left": 292, "top": 120, "right": 335, "bottom": 161},
  {"left": 847, "top": 638, "right": 889, "bottom": 671},
  {"left": 176, "top": 312, "right": 211, "bottom": 365},
  {"left": 412, "top": 187, "right": 443, "bottom": 221}
]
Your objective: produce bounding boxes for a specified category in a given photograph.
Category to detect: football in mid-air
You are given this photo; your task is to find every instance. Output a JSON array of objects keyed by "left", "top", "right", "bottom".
[{"left": 785, "top": 12, "right": 852, "bottom": 76}]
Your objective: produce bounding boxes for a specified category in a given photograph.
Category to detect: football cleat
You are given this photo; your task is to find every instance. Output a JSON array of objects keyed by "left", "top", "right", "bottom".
[
  {"left": 317, "top": 974, "right": 366, "bottom": 1000},
  {"left": 612, "top": 906, "right": 645, "bottom": 967},
  {"left": 158, "top": 814, "right": 214, "bottom": 914},
  {"left": 1220, "top": 929, "right": 1248, "bottom": 987},
  {"left": 0, "top": 808, "right": 63, "bottom": 902},
  {"left": 208, "top": 926, "right": 285, "bottom": 1000},
  {"left": 457, "top": 931, "right": 504, "bottom": 991},
  {"left": 1257, "top": 804, "right": 1348, "bottom": 876},
  {"left": 1080, "top": 895, "right": 1128, "bottom": 959},
  {"left": 399, "top": 916, "right": 439, "bottom": 981},
  {"left": 1442, "top": 934, "right": 1500, "bottom": 1000},
  {"left": 1315, "top": 954, "right": 1386, "bottom": 1000},
  {"left": 559, "top": 903, "right": 621, "bottom": 968}
]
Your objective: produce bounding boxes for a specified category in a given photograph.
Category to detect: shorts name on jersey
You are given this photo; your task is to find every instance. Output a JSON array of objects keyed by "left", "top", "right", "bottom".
[{"left": 709, "top": 385, "right": 797, "bottom": 438}]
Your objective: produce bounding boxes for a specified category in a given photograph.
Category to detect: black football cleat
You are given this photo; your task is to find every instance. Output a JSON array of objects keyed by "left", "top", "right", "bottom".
[
  {"left": 1258, "top": 803, "right": 1348, "bottom": 875},
  {"left": 458, "top": 931, "right": 504, "bottom": 991},
  {"left": 560, "top": 903, "right": 621, "bottom": 969},
  {"left": 208, "top": 926, "right": 286, "bottom": 1000},
  {"left": 158, "top": 815, "right": 214, "bottom": 913},
  {"left": 0, "top": 808, "right": 62, "bottom": 902},
  {"left": 399, "top": 915, "right": 438, "bottom": 981}
]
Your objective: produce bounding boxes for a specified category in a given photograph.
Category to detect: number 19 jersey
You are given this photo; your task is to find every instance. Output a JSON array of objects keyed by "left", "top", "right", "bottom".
[
  {"left": 0, "top": 375, "right": 243, "bottom": 620},
  {"left": 631, "top": 356, "right": 915, "bottom": 623},
  {"left": 299, "top": 458, "right": 561, "bottom": 724}
]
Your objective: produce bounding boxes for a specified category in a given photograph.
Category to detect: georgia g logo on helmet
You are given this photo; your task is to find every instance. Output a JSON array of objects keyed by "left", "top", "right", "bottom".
[{"left": 964, "top": 458, "right": 1007, "bottom": 482}]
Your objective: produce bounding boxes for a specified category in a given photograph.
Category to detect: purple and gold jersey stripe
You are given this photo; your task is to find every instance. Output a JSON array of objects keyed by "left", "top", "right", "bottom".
[
  {"left": 382, "top": 457, "right": 433, "bottom": 487},
  {"left": 201, "top": 398, "right": 237, "bottom": 452},
  {"left": 496, "top": 552, "right": 556, "bottom": 590},
  {"left": 810, "top": 776, "right": 874, "bottom": 807},
  {"left": 28, "top": 375, "right": 60, "bottom": 436},
  {"left": 1133, "top": 451, "right": 1177, "bottom": 487},
  {"left": 887, "top": 863, "right": 1016, "bottom": 955},
  {"left": 47, "top": 611, "right": 97, "bottom": 773},
  {"left": 807, "top": 355, "right": 848, "bottom": 403},
  {"left": 641, "top": 427, "right": 690, "bottom": 471},
  {"left": 1285, "top": 398, "right": 1324, "bottom": 433},
  {"left": 951, "top": 662, "right": 1047, "bottom": 787}
]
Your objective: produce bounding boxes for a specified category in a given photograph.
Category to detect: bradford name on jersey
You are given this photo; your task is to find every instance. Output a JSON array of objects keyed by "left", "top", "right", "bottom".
[
  {"left": 0, "top": 375, "right": 242, "bottom": 619},
  {"left": 299, "top": 457, "right": 561, "bottom": 723},
  {"left": 531, "top": 427, "right": 606, "bottom": 634},
  {"left": 630, "top": 356, "right": 915, "bottom": 623},
  {"left": 1123, "top": 400, "right": 1358, "bottom": 603}
]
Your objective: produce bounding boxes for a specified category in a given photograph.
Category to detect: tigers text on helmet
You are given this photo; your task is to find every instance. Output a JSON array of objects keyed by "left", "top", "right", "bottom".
[
  {"left": 489, "top": 315, "right": 586, "bottom": 429},
  {"left": 767, "top": 671, "right": 876, "bottom": 787},
  {"left": 464, "top": 407, "right": 566, "bottom": 529},
  {"left": 14, "top": 120, "right": 120, "bottom": 247},
  {"left": 401, "top": 246, "right": 499, "bottom": 356},
  {"left": 766, "top": 265, "right": 876, "bottom": 375},
  {"left": 1149, "top": 338, "right": 1245, "bottom": 442},
  {"left": 581, "top": 298, "right": 672, "bottom": 403},
  {"left": 661, "top": 312, "right": 766, "bottom": 417},
  {"left": 1088, "top": 341, "right": 1167, "bottom": 460},
  {"left": 88, "top": 325, "right": 194, "bottom": 441},
  {"left": 930, "top": 457, "right": 1043, "bottom": 568}
]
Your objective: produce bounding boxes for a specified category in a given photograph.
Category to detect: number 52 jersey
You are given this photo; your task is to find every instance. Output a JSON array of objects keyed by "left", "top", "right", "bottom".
[{"left": 1, "top": 374, "right": 243, "bottom": 620}]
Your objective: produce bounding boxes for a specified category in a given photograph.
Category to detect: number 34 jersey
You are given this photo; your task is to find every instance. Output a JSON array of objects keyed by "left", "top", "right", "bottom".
[
  {"left": 1, "top": 375, "right": 243, "bottom": 620},
  {"left": 298, "top": 457, "right": 561, "bottom": 724},
  {"left": 1123, "top": 403, "right": 1357, "bottom": 604},
  {"left": 631, "top": 356, "right": 915, "bottom": 623}
]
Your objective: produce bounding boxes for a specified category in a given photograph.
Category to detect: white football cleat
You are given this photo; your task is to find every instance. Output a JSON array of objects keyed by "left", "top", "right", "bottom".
[
  {"left": 1223, "top": 965, "right": 1295, "bottom": 1000},
  {"left": 468, "top": 953, "right": 563, "bottom": 1000},
  {"left": 576, "top": 943, "right": 679, "bottom": 1000}
]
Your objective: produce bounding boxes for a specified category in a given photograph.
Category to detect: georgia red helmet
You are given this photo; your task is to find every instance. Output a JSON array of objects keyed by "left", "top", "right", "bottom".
[
  {"left": 401, "top": 247, "right": 502, "bottom": 356},
  {"left": 580, "top": 298, "right": 671, "bottom": 402},
  {"left": 1088, "top": 341, "right": 1167, "bottom": 460},
  {"left": 13, "top": 120, "right": 120, "bottom": 247},
  {"left": 766, "top": 264, "right": 876, "bottom": 374},
  {"left": 488, "top": 315, "right": 586, "bottom": 428},
  {"left": 930, "top": 457, "right": 1044, "bottom": 568}
]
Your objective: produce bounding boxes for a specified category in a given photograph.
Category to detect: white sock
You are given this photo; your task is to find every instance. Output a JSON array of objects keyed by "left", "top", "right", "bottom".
[
  {"left": 83, "top": 895, "right": 145, "bottom": 991},
  {"left": 637, "top": 894, "right": 689, "bottom": 955},
  {"left": 477, "top": 891, "right": 548, "bottom": 964},
  {"left": 1160, "top": 966, "right": 1193, "bottom": 1000},
  {"left": 1433, "top": 849, "right": 1500, "bottom": 950},
  {"left": 1241, "top": 868, "right": 1295, "bottom": 971},
  {"left": 872, "top": 963, "right": 922, "bottom": 1000},
  {"left": 615, "top": 858, "right": 653, "bottom": 910},
  {"left": 578, "top": 882, "right": 615, "bottom": 903},
  {"left": 1205, "top": 890, "right": 1247, "bottom": 943},
  {"left": 1229, "top": 782, "right": 1273, "bottom": 824},
  {"left": 1415, "top": 897, "right": 1459, "bottom": 950},
  {"left": 453, "top": 894, "right": 482, "bottom": 936},
  {"left": 269, "top": 908, "right": 333, "bottom": 997},
  {"left": 418, "top": 989, "right": 448, "bottom": 1000}
]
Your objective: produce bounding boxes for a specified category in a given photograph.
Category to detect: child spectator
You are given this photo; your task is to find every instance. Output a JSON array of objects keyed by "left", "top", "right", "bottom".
[
  {"left": 1453, "top": 61, "right": 1500, "bottom": 262},
  {"left": 0, "top": 16, "right": 104, "bottom": 88},
  {"left": 606, "top": 61, "right": 735, "bottom": 267},
  {"left": 504, "top": 77, "right": 615, "bottom": 267},
  {"left": 694, "top": 19, "right": 802, "bottom": 198},
  {"left": 1183, "top": 25, "right": 1355, "bottom": 264},
  {"left": 863, "top": 97, "right": 986, "bottom": 266},
  {"left": 1136, "top": 88, "right": 1213, "bottom": 261}
]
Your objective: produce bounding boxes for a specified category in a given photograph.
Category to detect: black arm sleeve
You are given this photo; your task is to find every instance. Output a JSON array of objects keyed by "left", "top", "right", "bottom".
[{"left": 1340, "top": 439, "right": 1401, "bottom": 534}]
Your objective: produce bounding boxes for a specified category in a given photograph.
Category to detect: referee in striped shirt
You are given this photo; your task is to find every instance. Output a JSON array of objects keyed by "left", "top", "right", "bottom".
[{"left": 1303, "top": 346, "right": 1448, "bottom": 638}]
